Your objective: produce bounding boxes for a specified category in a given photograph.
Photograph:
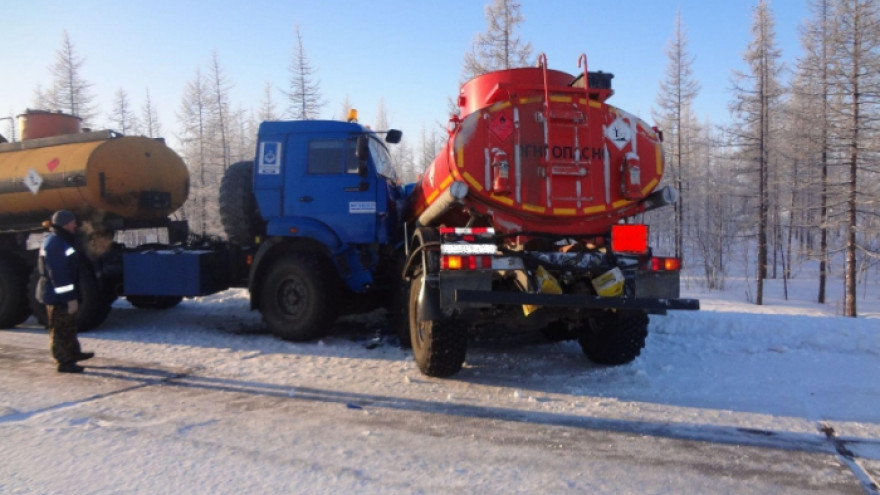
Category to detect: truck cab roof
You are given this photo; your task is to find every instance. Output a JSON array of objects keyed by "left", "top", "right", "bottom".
[{"left": 258, "top": 120, "right": 367, "bottom": 136}]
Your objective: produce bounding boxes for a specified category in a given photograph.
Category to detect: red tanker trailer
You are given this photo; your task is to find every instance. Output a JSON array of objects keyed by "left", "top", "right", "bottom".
[{"left": 399, "top": 54, "right": 698, "bottom": 377}]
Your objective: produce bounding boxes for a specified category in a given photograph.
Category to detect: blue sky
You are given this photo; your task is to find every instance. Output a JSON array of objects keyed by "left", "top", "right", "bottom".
[{"left": 1, "top": 0, "right": 810, "bottom": 146}]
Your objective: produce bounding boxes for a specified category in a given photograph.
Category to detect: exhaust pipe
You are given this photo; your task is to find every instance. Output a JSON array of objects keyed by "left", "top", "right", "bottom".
[{"left": 641, "top": 186, "right": 679, "bottom": 213}]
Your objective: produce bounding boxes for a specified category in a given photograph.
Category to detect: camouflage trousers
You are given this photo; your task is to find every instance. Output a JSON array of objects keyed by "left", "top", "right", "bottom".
[{"left": 47, "top": 305, "right": 81, "bottom": 365}]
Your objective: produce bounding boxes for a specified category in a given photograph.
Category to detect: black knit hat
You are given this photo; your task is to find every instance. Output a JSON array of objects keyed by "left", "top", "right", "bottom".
[{"left": 51, "top": 210, "right": 76, "bottom": 227}]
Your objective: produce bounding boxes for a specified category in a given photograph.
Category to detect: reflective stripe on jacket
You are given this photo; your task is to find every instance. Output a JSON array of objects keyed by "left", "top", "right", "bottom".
[{"left": 36, "top": 233, "right": 79, "bottom": 305}]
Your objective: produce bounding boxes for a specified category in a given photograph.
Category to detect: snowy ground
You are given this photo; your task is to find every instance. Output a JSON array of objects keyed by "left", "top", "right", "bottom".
[{"left": 1, "top": 274, "right": 878, "bottom": 493}]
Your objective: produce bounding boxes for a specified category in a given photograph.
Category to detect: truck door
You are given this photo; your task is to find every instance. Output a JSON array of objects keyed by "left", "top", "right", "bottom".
[{"left": 285, "top": 135, "right": 378, "bottom": 244}]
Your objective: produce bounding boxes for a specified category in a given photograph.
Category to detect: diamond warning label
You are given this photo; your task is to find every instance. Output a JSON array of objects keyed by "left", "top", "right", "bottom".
[{"left": 489, "top": 113, "right": 514, "bottom": 141}]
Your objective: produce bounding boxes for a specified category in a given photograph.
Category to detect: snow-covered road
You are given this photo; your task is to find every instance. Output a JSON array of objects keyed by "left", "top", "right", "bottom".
[{"left": 1, "top": 282, "right": 878, "bottom": 494}]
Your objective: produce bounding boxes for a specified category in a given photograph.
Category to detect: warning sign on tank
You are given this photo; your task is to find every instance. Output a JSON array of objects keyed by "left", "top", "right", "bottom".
[
  {"left": 490, "top": 113, "right": 514, "bottom": 141},
  {"left": 24, "top": 168, "right": 43, "bottom": 195},
  {"left": 605, "top": 117, "right": 633, "bottom": 150}
]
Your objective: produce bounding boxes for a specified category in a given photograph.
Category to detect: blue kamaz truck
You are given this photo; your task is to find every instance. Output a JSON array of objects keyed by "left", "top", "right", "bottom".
[{"left": 121, "top": 119, "right": 406, "bottom": 342}]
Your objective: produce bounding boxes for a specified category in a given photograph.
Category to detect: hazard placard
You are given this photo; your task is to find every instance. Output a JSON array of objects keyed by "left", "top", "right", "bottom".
[
  {"left": 24, "top": 168, "right": 43, "bottom": 195},
  {"left": 489, "top": 113, "right": 514, "bottom": 141}
]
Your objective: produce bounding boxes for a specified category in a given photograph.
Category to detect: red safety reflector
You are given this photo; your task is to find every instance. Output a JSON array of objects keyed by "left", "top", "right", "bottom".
[
  {"left": 611, "top": 224, "right": 649, "bottom": 254},
  {"left": 439, "top": 227, "right": 457, "bottom": 235}
]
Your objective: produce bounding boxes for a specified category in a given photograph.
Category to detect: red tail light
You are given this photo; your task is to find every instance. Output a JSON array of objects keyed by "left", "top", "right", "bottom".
[
  {"left": 650, "top": 257, "right": 682, "bottom": 271},
  {"left": 611, "top": 224, "right": 649, "bottom": 255},
  {"left": 441, "top": 255, "right": 492, "bottom": 270}
]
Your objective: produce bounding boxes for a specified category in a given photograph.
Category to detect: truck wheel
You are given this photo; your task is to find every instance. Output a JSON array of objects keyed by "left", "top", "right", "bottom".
[
  {"left": 219, "top": 160, "right": 261, "bottom": 246},
  {"left": 27, "top": 264, "right": 112, "bottom": 332},
  {"left": 260, "top": 254, "right": 332, "bottom": 342},
  {"left": 577, "top": 311, "right": 649, "bottom": 365},
  {"left": 408, "top": 273, "right": 467, "bottom": 377},
  {"left": 126, "top": 295, "right": 183, "bottom": 310},
  {"left": 0, "top": 256, "right": 31, "bottom": 328}
]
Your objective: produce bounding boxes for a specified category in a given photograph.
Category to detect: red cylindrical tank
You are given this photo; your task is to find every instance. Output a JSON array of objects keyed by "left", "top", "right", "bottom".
[
  {"left": 18, "top": 110, "right": 82, "bottom": 140},
  {"left": 408, "top": 61, "right": 664, "bottom": 237}
]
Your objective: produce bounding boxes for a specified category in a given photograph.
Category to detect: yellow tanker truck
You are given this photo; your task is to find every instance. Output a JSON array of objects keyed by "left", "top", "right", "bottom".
[{"left": 0, "top": 110, "right": 194, "bottom": 329}]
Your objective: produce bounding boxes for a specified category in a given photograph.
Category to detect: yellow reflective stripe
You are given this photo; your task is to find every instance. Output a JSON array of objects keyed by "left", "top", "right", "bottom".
[
  {"left": 490, "top": 194, "right": 514, "bottom": 206},
  {"left": 54, "top": 284, "right": 74, "bottom": 294},
  {"left": 642, "top": 177, "right": 659, "bottom": 197},
  {"left": 462, "top": 171, "right": 483, "bottom": 192}
]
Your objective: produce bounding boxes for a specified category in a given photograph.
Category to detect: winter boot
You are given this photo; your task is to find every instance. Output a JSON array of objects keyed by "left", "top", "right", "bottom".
[
  {"left": 75, "top": 352, "right": 95, "bottom": 362},
  {"left": 57, "top": 362, "right": 85, "bottom": 374}
]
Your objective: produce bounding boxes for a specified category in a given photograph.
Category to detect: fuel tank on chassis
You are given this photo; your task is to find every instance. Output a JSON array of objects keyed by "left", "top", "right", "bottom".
[
  {"left": 408, "top": 65, "right": 664, "bottom": 236},
  {"left": 0, "top": 132, "right": 189, "bottom": 228}
]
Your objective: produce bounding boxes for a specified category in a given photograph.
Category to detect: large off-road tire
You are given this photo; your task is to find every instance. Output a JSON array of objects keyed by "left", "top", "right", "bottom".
[
  {"left": 260, "top": 254, "right": 333, "bottom": 342},
  {"left": 126, "top": 295, "right": 183, "bottom": 310},
  {"left": 27, "top": 264, "right": 113, "bottom": 332},
  {"left": 408, "top": 273, "right": 467, "bottom": 377},
  {"left": 0, "top": 256, "right": 31, "bottom": 328},
  {"left": 577, "top": 310, "right": 649, "bottom": 365},
  {"left": 219, "top": 160, "right": 261, "bottom": 246}
]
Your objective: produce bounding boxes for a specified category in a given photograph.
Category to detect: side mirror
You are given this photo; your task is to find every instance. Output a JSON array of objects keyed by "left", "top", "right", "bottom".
[{"left": 385, "top": 129, "right": 402, "bottom": 144}]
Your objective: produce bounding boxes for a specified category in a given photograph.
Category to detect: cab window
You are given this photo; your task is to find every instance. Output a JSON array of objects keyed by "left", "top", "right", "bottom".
[{"left": 307, "top": 138, "right": 359, "bottom": 174}]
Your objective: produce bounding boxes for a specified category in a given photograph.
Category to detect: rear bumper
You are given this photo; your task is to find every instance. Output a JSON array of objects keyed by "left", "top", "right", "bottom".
[{"left": 454, "top": 289, "right": 699, "bottom": 315}]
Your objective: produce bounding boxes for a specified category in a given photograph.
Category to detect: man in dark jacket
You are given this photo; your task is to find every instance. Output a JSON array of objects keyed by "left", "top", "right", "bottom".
[{"left": 36, "top": 210, "right": 94, "bottom": 373}]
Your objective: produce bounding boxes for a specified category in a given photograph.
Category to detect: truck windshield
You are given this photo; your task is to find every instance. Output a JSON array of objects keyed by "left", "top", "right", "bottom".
[{"left": 368, "top": 135, "right": 398, "bottom": 183}]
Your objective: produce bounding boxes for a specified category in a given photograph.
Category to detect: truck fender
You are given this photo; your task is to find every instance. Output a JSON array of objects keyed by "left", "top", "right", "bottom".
[
  {"left": 417, "top": 275, "right": 442, "bottom": 322},
  {"left": 410, "top": 228, "right": 442, "bottom": 322}
]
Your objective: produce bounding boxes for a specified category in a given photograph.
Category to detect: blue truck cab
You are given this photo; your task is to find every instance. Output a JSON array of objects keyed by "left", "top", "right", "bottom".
[
  {"left": 247, "top": 119, "right": 404, "bottom": 341},
  {"left": 120, "top": 118, "right": 403, "bottom": 343}
]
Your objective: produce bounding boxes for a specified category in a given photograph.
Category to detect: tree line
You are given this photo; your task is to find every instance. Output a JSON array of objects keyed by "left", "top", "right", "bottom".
[
  {"left": 646, "top": 0, "right": 879, "bottom": 317},
  {"left": 20, "top": 0, "right": 880, "bottom": 316}
]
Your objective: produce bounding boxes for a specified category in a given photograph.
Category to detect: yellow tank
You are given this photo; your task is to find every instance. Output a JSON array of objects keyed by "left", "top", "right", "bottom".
[{"left": 0, "top": 131, "right": 189, "bottom": 228}]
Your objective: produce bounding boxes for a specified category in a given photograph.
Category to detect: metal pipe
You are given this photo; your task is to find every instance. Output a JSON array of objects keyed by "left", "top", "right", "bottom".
[
  {"left": 641, "top": 186, "right": 679, "bottom": 212},
  {"left": 416, "top": 181, "right": 468, "bottom": 227}
]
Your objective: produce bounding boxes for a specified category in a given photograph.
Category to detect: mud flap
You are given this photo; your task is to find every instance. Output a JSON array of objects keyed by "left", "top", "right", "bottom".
[{"left": 418, "top": 276, "right": 442, "bottom": 322}]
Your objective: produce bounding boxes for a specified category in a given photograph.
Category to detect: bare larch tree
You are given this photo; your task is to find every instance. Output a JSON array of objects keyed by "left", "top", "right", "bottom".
[
  {"left": 462, "top": 0, "right": 532, "bottom": 79},
  {"left": 285, "top": 25, "right": 324, "bottom": 120},
  {"left": 730, "top": 0, "right": 784, "bottom": 305}
]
